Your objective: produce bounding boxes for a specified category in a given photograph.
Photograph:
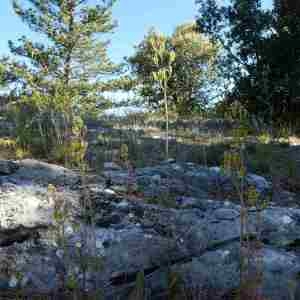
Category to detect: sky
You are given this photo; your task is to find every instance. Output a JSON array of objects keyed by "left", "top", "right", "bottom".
[
  {"left": 0, "top": 0, "right": 275, "bottom": 64},
  {"left": 0, "top": 0, "right": 197, "bottom": 63}
]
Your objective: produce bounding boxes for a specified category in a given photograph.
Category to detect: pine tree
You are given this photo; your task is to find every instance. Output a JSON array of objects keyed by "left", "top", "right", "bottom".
[{"left": 7, "top": 0, "right": 118, "bottom": 158}]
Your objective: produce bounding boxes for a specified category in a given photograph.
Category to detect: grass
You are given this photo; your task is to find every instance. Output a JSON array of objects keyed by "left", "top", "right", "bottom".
[
  {"left": 0, "top": 138, "right": 17, "bottom": 159},
  {"left": 88, "top": 117, "right": 300, "bottom": 208}
]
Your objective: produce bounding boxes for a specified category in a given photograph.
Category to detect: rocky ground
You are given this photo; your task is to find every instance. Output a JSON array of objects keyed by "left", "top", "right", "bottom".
[{"left": 0, "top": 159, "right": 300, "bottom": 299}]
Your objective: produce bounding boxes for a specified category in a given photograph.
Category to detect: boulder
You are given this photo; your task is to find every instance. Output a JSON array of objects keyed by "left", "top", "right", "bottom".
[
  {"left": 214, "top": 208, "right": 240, "bottom": 221},
  {"left": 247, "top": 173, "right": 270, "bottom": 193},
  {"left": 0, "top": 183, "right": 52, "bottom": 231},
  {"left": 0, "top": 161, "right": 299, "bottom": 299},
  {"left": 168, "top": 244, "right": 300, "bottom": 300},
  {"left": 0, "top": 160, "right": 18, "bottom": 175},
  {"left": 12, "top": 159, "right": 80, "bottom": 187}
]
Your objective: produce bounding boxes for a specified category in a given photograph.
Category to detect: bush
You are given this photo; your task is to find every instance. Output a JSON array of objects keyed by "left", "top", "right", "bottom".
[
  {"left": 51, "top": 138, "right": 88, "bottom": 168},
  {"left": 10, "top": 95, "right": 88, "bottom": 167}
]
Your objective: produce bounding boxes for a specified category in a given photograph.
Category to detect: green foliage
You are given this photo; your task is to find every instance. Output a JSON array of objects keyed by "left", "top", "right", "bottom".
[
  {"left": 66, "top": 274, "right": 79, "bottom": 291},
  {"left": 257, "top": 132, "right": 272, "bottom": 145},
  {"left": 120, "top": 143, "right": 129, "bottom": 163},
  {"left": 49, "top": 184, "right": 70, "bottom": 248},
  {"left": 0, "top": 138, "right": 16, "bottom": 151},
  {"left": 287, "top": 159, "right": 297, "bottom": 178},
  {"left": 149, "top": 33, "right": 176, "bottom": 160},
  {"left": 13, "top": 92, "right": 70, "bottom": 158},
  {"left": 167, "top": 271, "right": 183, "bottom": 300},
  {"left": 52, "top": 137, "right": 88, "bottom": 168},
  {"left": 0, "top": 62, "right": 6, "bottom": 86},
  {"left": 247, "top": 145, "right": 272, "bottom": 175},
  {"left": 145, "top": 193, "right": 177, "bottom": 208},
  {"left": 129, "top": 23, "right": 218, "bottom": 116},
  {"left": 129, "top": 271, "right": 145, "bottom": 300},
  {"left": 200, "top": 143, "right": 228, "bottom": 166},
  {"left": 196, "top": 0, "right": 300, "bottom": 125},
  {"left": 0, "top": 137, "right": 31, "bottom": 160},
  {"left": 5, "top": 0, "right": 118, "bottom": 161},
  {"left": 48, "top": 183, "right": 104, "bottom": 294},
  {"left": 213, "top": 100, "right": 249, "bottom": 122}
]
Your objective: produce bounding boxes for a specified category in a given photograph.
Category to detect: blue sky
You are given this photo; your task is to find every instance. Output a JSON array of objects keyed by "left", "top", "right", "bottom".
[
  {"left": 0, "top": 0, "right": 273, "bottom": 63},
  {"left": 0, "top": 0, "right": 197, "bottom": 63}
]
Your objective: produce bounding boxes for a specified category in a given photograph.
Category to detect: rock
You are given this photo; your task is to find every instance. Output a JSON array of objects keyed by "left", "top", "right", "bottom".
[
  {"left": 96, "top": 214, "right": 122, "bottom": 228},
  {"left": 161, "top": 158, "right": 176, "bottom": 164},
  {"left": 176, "top": 196, "right": 199, "bottom": 208},
  {"left": 0, "top": 160, "right": 299, "bottom": 299},
  {"left": 104, "top": 162, "right": 122, "bottom": 171},
  {"left": 169, "top": 244, "right": 300, "bottom": 300},
  {"left": 282, "top": 215, "right": 293, "bottom": 225},
  {"left": 0, "top": 160, "right": 19, "bottom": 175},
  {"left": 103, "top": 170, "right": 128, "bottom": 186},
  {"left": 13, "top": 159, "right": 80, "bottom": 186},
  {"left": 0, "top": 180, "right": 78, "bottom": 250},
  {"left": 175, "top": 244, "right": 241, "bottom": 293},
  {"left": 246, "top": 173, "right": 270, "bottom": 193},
  {"left": 151, "top": 174, "right": 161, "bottom": 183},
  {"left": 0, "top": 184, "right": 53, "bottom": 230},
  {"left": 111, "top": 185, "right": 127, "bottom": 194},
  {"left": 8, "top": 276, "right": 18, "bottom": 288},
  {"left": 214, "top": 208, "right": 240, "bottom": 221},
  {"left": 0, "top": 279, "right": 9, "bottom": 289},
  {"left": 104, "top": 188, "right": 117, "bottom": 196}
]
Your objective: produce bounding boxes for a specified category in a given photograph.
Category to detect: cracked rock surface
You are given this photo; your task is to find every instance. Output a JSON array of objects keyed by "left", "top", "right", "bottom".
[{"left": 0, "top": 159, "right": 299, "bottom": 299}]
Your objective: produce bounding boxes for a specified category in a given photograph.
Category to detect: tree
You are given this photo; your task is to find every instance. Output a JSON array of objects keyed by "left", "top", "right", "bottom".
[
  {"left": 129, "top": 23, "right": 218, "bottom": 116},
  {"left": 0, "top": 63, "right": 5, "bottom": 86},
  {"left": 5, "top": 0, "right": 118, "bottom": 159},
  {"left": 150, "top": 34, "right": 176, "bottom": 160},
  {"left": 196, "top": 0, "right": 300, "bottom": 126},
  {"left": 274, "top": 0, "right": 300, "bottom": 17}
]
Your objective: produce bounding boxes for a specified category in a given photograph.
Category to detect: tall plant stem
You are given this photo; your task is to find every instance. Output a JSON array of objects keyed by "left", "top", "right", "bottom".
[{"left": 164, "top": 79, "right": 169, "bottom": 161}]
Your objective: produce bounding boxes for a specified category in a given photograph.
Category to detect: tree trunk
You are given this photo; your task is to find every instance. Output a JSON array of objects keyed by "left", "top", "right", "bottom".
[
  {"left": 164, "top": 80, "right": 169, "bottom": 161},
  {"left": 63, "top": 0, "right": 75, "bottom": 166}
]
